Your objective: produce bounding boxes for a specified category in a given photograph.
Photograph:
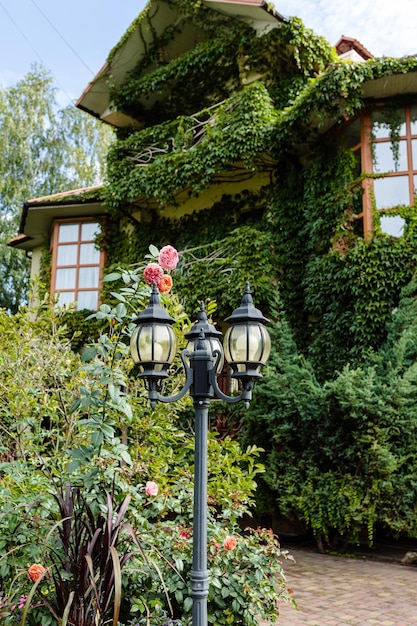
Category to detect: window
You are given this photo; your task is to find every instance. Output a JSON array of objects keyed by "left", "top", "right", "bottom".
[
  {"left": 361, "top": 104, "right": 417, "bottom": 237},
  {"left": 51, "top": 220, "right": 104, "bottom": 310}
]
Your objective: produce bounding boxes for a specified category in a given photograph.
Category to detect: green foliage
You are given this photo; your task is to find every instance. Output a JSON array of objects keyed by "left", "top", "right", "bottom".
[
  {"left": 304, "top": 235, "right": 417, "bottom": 378},
  {"left": 0, "top": 292, "right": 83, "bottom": 462},
  {"left": 106, "top": 81, "right": 277, "bottom": 208},
  {"left": 175, "top": 225, "right": 276, "bottom": 319},
  {"left": 0, "top": 249, "right": 293, "bottom": 624},
  {"left": 243, "top": 288, "right": 417, "bottom": 549},
  {"left": 108, "top": 2, "right": 335, "bottom": 127},
  {"left": 127, "top": 523, "right": 294, "bottom": 626}
]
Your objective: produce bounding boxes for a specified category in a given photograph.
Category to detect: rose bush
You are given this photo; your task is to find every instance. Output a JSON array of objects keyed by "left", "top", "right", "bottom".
[
  {"left": 126, "top": 520, "right": 294, "bottom": 626},
  {"left": 0, "top": 245, "right": 295, "bottom": 625}
]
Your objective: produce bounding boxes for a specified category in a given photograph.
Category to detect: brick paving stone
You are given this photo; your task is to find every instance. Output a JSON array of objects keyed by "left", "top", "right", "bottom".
[{"left": 257, "top": 547, "right": 417, "bottom": 625}]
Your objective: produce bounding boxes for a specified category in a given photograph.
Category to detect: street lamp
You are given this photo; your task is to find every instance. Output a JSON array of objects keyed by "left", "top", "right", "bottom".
[{"left": 130, "top": 281, "right": 270, "bottom": 626}]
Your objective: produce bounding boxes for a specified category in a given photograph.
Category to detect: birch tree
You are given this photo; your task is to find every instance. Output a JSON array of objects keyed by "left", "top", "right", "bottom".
[{"left": 0, "top": 64, "right": 112, "bottom": 312}]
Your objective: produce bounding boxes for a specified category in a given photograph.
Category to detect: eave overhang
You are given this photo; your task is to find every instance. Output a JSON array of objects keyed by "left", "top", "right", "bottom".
[
  {"left": 362, "top": 70, "right": 417, "bottom": 100},
  {"left": 10, "top": 186, "right": 105, "bottom": 251},
  {"left": 76, "top": 0, "right": 283, "bottom": 128},
  {"left": 310, "top": 66, "right": 417, "bottom": 140}
]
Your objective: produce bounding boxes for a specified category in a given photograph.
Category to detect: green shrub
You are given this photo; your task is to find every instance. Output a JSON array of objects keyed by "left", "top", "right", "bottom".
[
  {"left": 243, "top": 288, "right": 417, "bottom": 550},
  {"left": 0, "top": 249, "right": 294, "bottom": 624}
]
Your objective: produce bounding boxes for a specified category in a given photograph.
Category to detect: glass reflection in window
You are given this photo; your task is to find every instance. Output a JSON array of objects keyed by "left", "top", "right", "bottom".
[
  {"left": 373, "top": 176, "right": 410, "bottom": 209},
  {"left": 373, "top": 140, "right": 407, "bottom": 173},
  {"left": 81, "top": 222, "right": 100, "bottom": 241},
  {"left": 380, "top": 215, "right": 405, "bottom": 238},
  {"left": 55, "top": 268, "right": 77, "bottom": 290},
  {"left": 79, "top": 242, "right": 100, "bottom": 265},
  {"left": 77, "top": 291, "right": 99, "bottom": 310},
  {"left": 78, "top": 267, "right": 99, "bottom": 289},
  {"left": 58, "top": 223, "right": 79, "bottom": 243},
  {"left": 372, "top": 109, "right": 406, "bottom": 139},
  {"left": 57, "top": 244, "right": 78, "bottom": 266}
]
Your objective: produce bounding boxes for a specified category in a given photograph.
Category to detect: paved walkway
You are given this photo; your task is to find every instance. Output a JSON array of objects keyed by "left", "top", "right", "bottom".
[{"left": 264, "top": 547, "right": 417, "bottom": 625}]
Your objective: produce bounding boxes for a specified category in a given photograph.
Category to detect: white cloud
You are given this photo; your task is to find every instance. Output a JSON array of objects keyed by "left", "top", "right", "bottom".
[{"left": 279, "top": 0, "right": 417, "bottom": 57}]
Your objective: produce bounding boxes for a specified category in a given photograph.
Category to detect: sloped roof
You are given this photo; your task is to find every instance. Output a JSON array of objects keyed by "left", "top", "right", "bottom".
[
  {"left": 10, "top": 186, "right": 104, "bottom": 251},
  {"left": 76, "top": 0, "right": 283, "bottom": 127},
  {"left": 335, "top": 36, "right": 373, "bottom": 61}
]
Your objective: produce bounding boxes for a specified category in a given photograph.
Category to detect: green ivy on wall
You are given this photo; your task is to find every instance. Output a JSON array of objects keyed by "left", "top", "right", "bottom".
[
  {"left": 35, "top": 0, "right": 417, "bottom": 547},
  {"left": 102, "top": 3, "right": 417, "bottom": 376}
]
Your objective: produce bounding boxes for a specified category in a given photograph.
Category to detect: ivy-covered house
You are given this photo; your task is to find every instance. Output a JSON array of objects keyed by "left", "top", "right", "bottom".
[
  {"left": 9, "top": 0, "right": 417, "bottom": 369},
  {"left": 9, "top": 0, "right": 417, "bottom": 547}
]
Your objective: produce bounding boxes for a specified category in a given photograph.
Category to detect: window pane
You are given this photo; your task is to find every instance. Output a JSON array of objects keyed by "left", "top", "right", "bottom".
[
  {"left": 79, "top": 242, "right": 100, "bottom": 265},
  {"left": 78, "top": 266, "right": 99, "bottom": 289},
  {"left": 58, "top": 223, "right": 79, "bottom": 243},
  {"left": 55, "top": 268, "right": 76, "bottom": 290},
  {"left": 374, "top": 176, "right": 410, "bottom": 209},
  {"left": 372, "top": 109, "right": 406, "bottom": 139},
  {"left": 56, "top": 291, "right": 76, "bottom": 307},
  {"left": 411, "top": 106, "right": 417, "bottom": 134},
  {"left": 380, "top": 215, "right": 405, "bottom": 238},
  {"left": 342, "top": 119, "right": 361, "bottom": 150},
  {"left": 81, "top": 222, "right": 99, "bottom": 241},
  {"left": 373, "top": 140, "right": 407, "bottom": 173},
  {"left": 412, "top": 139, "right": 417, "bottom": 170},
  {"left": 57, "top": 244, "right": 77, "bottom": 266},
  {"left": 77, "top": 291, "right": 98, "bottom": 310}
]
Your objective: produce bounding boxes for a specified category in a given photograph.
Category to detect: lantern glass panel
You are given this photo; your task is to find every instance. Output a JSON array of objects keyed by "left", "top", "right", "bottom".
[
  {"left": 153, "top": 325, "right": 177, "bottom": 370},
  {"left": 224, "top": 324, "right": 271, "bottom": 365},
  {"left": 130, "top": 324, "right": 177, "bottom": 371},
  {"left": 186, "top": 336, "right": 224, "bottom": 373}
]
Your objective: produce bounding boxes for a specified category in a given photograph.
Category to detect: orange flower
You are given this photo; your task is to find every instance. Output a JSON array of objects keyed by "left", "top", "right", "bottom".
[
  {"left": 28, "top": 563, "right": 46, "bottom": 582},
  {"left": 223, "top": 535, "right": 237, "bottom": 551},
  {"left": 157, "top": 274, "right": 173, "bottom": 293}
]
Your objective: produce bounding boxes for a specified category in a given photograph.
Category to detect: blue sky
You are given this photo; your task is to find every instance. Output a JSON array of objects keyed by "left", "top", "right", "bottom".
[
  {"left": 0, "top": 0, "right": 415, "bottom": 106},
  {"left": 0, "top": 1, "right": 145, "bottom": 104}
]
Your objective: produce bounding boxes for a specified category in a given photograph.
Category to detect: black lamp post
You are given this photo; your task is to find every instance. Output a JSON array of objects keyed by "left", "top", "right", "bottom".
[{"left": 130, "top": 281, "right": 270, "bottom": 626}]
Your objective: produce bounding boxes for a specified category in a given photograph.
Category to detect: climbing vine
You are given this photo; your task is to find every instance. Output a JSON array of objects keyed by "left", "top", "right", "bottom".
[{"left": 51, "top": 0, "right": 417, "bottom": 546}]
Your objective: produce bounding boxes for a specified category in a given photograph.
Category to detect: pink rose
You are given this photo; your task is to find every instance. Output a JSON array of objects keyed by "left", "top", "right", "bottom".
[
  {"left": 223, "top": 535, "right": 237, "bottom": 551},
  {"left": 157, "top": 274, "right": 173, "bottom": 293},
  {"left": 145, "top": 480, "right": 158, "bottom": 496},
  {"left": 158, "top": 245, "right": 179, "bottom": 271},
  {"left": 143, "top": 263, "right": 164, "bottom": 285}
]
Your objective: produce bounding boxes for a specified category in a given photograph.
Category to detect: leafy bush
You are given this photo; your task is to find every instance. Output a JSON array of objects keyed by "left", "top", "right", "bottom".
[
  {"left": 243, "top": 285, "right": 417, "bottom": 550},
  {"left": 0, "top": 248, "right": 294, "bottom": 624}
]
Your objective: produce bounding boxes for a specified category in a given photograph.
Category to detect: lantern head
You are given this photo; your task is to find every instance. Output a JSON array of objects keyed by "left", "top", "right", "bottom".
[
  {"left": 130, "top": 283, "right": 177, "bottom": 382},
  {"left": 223, "top": 282, "right": 270, "bottom": 384}
]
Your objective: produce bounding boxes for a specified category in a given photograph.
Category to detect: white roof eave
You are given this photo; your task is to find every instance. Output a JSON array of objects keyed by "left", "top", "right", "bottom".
[{"left": 76, "top": 0, "right": 283, "bottom": 126}]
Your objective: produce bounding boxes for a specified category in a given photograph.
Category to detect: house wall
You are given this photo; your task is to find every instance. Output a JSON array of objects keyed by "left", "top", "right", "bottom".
[
  {"left": 30, "top": 247, "right": 43, "bottom": 282},
  {"left": 130, "top": 167, "right": 273, "bottom": 223}
]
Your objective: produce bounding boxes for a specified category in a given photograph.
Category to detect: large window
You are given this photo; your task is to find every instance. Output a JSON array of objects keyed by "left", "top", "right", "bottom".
[
  {"left": 361, "top": 104, "right": 417, "bottom": 237},
  {"left": 51, "top": 220, "right": 104, "bottom": 310}
]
